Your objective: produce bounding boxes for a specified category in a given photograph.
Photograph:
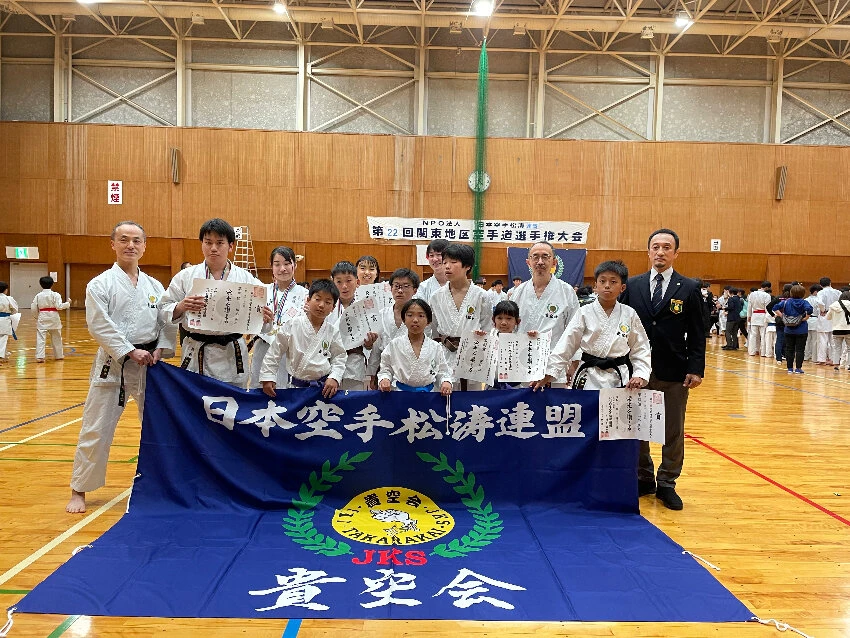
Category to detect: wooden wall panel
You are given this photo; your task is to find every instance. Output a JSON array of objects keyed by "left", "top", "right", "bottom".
[{"left": 419, "top": 136, "right": 453, "bottom": 193}]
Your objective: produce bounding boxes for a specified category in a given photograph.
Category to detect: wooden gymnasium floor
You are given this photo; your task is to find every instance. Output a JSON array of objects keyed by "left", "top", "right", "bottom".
[{"left": 1, "top": 311, "right": 848, "bottom": 638}]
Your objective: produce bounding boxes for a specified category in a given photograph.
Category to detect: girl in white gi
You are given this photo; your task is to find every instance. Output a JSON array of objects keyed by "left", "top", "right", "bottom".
[
  {"left": 378, "top": 298, "right": 453, "bottom": 395},
  {"left": 67, "top": 221, "right": 176, "bottom": 514},
  {"left": 248, "top": 246, "right": 308, "bottom": 389},
  {"left": 162, "top": 218, "right": 273, "bottom": 387},
  {"left": 429, "top": 243, "right": 491, "bottom": 390},
  {"left": 531, "top": 260, "right": 651, "bottom": 391},
  {"left": 260, "top": 279, "right": 347, "bottom": 399},
  {"left": 31, "top": 276, "right": 71, "bottom": 362},
  {"left": 0, "top": 282, "right": 19, "bottom": 361},
  {"left": 366, "top": 268, "right": 420, "bottom": 389},
  {"left": 472, "top": 300, "right": 538, "bottom": 390}
]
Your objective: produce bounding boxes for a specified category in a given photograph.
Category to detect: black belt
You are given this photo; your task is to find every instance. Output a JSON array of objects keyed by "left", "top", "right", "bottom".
[
  {"left": 290, "top": 375, "right": 328, "bottom": 389},
  {"left": 181, "top": 331, "right": 244, "bottom": 376},
  {"left": 99, "top": 340, "right": 158, "bottom": 407},
  {"left": 435, "top": 335, "right": 461, "bottom": 353},
  {"left": 346, "top": 345, "right": 364, "bottom": 356},
  {"left": 573, "top": 352, "right": 633, "bottom": 389}
]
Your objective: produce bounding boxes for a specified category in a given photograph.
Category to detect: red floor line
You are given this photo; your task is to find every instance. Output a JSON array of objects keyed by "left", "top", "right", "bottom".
[{"left": 685, "top": 434, "right": 850, "bottom": 527}]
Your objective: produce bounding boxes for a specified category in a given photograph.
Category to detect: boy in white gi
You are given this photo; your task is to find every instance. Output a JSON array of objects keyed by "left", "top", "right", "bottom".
[
  {"left": 429, "top": 243, "right": 491, "bottom": 390},
  {"left": 366, "top": 268, "right": 420, "bottom": 389},
  {"left": 488, "top": 280, "right": 508, "bottom": 307},
  {"left": 531, "top": 260, "right": 651, "bottom": 391},
  {"left": 31, "top": 276, "right": 70, "bottom": 362},
  {"left": 162, "top": 218, "right": 272, "bottom": 387},
  {"left": 378, "top": 298, "right": 453, "bottom": 395},
  {"left": 510, "top": 241, "right": 579, "bottom": 384},
  {"left": 67, "top": 221, "right": 176, "bottom": 514},
  {"left": 328, "top": 261, "right": 377, "bottom": 391},
  {"left": 416, "top": 239, "right": 449, "bottom": 303},
  {"left": 260, "top": 279, "right": 347, "bottom": 399},
  {"left": 746, "top": 282, "right": 772, "bottom": 357},
  {"left": 248, "top": 246, "right": 308, "bottom": 389},
  {"left": 0, "top": 282, "right": 19, "bottom": 361}
]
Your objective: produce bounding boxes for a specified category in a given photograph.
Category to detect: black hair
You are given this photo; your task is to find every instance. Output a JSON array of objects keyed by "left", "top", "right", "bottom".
[
  {"left": 841, "top": 285, "right": 850, "bottom": 293},
  {"left": 426, "top": 239, "right": 450, "bottom": 256},
  {"left": 401, "top": 298, "right": 432, "bottom": 323},
  {"left": 647, "top": 228, "right": 680, "bottom": 250},
  {"left": 39, "top": 276, "right": 55, "bottom": 289},
  {"left": 593, "top": 259, "right": 628, "bottom": 282},
  {"left": 199, "top": 218, "right": 236, "bottom": 244},
  {"left": 0, "top": 282, "right": 8, "bottom": 294},
  {"left": 810, "top": 283, "right": 822, "bottom": 294},
  {"left": 356, "top": 255, "right": 380, "bottom": 280},
  {"left": 474, "top": 277, "right": 486, "bottom": 285},
  {"left": 783, "top": 283, "right": 793, "bottom": 294},
  {"left": 750, "top": 287, "right": 758, "bottom": 292},
  {"left": 723, "top": 285, "right": 732, "bottom": 291},
  {"left": 389, "top": 268, "right": 420, "bottom": 288},
  {"left": 493, "top": 300, "right": 520, "bottom": 320},
  {"left": 308, "top": 278, "right": 340, "bottom": 304},
  {"left": 577, "top": 285, "right": 594, "bottom": 296},
  {"left": 820, "top": 277, "right": 831, "bottom": 287},
  {"left": 111, "top": 221, "right": 146, "bottom": 240},
  {"left": 441, "top": 243, "right": 475, "bottom": 271},
  {"left": 512, "top": 276, "right": 522, "bottom": 282},
  {"left": 331, "top": 261, "right": 357, "bottom": 279},
  {"left": 492, "top": 279, "right": 503, "bottom": 286},
  {"left": 527, "top": 240, "right": 555, "bottom": 256},
  {"left": 180, "top": 261, "right": 192, "bottom": 270},
  {"left": 270, "top": 246, "right": 296, "bottom": 266},
  {"left": 761, "top": 281, "right": 771, "bottom": 289}
]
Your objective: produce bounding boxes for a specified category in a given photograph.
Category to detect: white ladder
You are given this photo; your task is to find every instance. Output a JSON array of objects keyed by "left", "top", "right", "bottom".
[{"left": 233, "top": 226, "right": 258, "bottom": 277}]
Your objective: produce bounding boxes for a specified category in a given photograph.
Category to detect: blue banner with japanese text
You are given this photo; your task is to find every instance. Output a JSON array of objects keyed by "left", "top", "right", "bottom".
[{"left": 17, "top": 364, "right": 750, "bottom": 622}]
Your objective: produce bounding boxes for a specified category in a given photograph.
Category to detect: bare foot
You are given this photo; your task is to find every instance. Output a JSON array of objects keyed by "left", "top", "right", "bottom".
[{"left": 66, "top": 490, "right": 86, "bottom": 514}]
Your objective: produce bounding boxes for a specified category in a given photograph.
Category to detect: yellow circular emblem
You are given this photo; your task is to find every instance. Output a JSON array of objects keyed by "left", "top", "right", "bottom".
[{"left": 332, "top": 487, "right": 454, "bottom": 546}]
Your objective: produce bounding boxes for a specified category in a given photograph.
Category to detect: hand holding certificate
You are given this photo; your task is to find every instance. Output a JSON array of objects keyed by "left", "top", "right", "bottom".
[
  {"left": 185, "top": 279, "right": 266, "bottom": 334},
  {"left": 598, "top": 388, "right": 665, "bottom": 444}
]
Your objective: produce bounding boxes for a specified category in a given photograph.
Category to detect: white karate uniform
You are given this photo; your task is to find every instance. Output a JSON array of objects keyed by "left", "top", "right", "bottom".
[
  {"left": 259, "top": 313, "right": 347, "bottom": 387},
  {"left": 819, "top": 286, "right": 842, "bottom": 363},
  {"left": 161, "top": 262, "right": 262, "bottom": 387},
  {"left": 248, "top": 281, "right": 308, "bottom": 389},
  {"left": 377, "top": 334, "right": 453, "bottom": 391},
  {"left": 366, "top": 306, "right": 407, "bottom": 377},
  {"left": 546, "top": 301, "right": 651, "bottom": 390},
  {"left": 327, "top": 300, "right": 370, "bottom": 391},
  {"left": 763, "top": 320, "right": 776, "bottom": 358},
  {"left": 746, "top": 289, "right": 771, "bottom": 356},
  {"left": 71, "top": 264, "right": 176, "bottom": 493},
  {"left": 826, "top": 300, "right": 850, "bottom": 368},
  {"left": 804, "top": 294, "right": 823, "bottom": 361},
  {"left": 0, "top": 293, "right": 19, "bottom": 359},
  {"left": 510, "top": 276, "right": 580, "bottom": 384},
  {"left": 415, "top": 276, "right": 446, "bottom": 303},
  {"left": 488, "top": 290, "right": 508, "bottom": 307},
  {"left": 31, "top": 289, "right": 70, "bottom": 360},
  {"left": 429, "top": 283, "right": 492, "bottom": 384}
]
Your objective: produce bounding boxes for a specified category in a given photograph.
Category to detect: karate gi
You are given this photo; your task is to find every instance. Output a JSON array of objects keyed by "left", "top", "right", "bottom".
[
  {"left": 161, "top": 262, "right": 262, "bottom": 387},
  {"left": 746, "top": 289, "right": 771, "bottom": 356},
  {"left": 510, "top": 276, "right": 580, "bottom": 384},
  {"left": 0, "top": 293, "right": 19, "bottom": 359},
  {"left": 826, "top": 300, "right": 850, "bottom": 369},
  {"left": 365, "top": 306, "right": 407, "bottom": 378},
  {"left": 546, "top": 301, "right": 651, "bottom": 390},
  {"left": 804, "top": 294, "right": 823, "bottom": 361},
  {"left": 415, "top": 276, "right": 445, "bottom": 303},
  {"left": 716, "top": 293, "right": 729, "bottom": 334},
  {"left": 327, "top": 301, "right": 370, "bottom": 391},
  {"left": 488, "top": 290, "right": 508, "bottom": 307},
  {"left": 259, "top": 313, "right": 346, "bottom": 387},
  {"left": 248, "top": 281, "right": 307, "bottom": 389},
  {"left": 71, "top": 264, "right": 176, "bottom": 493},
  {"left": 819, "top": 286, "right": 842, "bottom": 363},
  {"left": 377, "top": 334, "right": 453, "bottom": 391},
  {"left": 429, "top": 283, "right": 491, "bottom": 387},
  {"left": 31, "top": 289, "right": 70, "bottom": 360}
]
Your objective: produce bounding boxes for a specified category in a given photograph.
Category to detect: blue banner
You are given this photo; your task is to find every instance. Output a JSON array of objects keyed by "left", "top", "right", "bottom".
[
  {"left": 17, "top": 364, "right": 750, "bottom": 623},
  {"left": 508, "top": 247, "right": 586, "bottom": 288}
]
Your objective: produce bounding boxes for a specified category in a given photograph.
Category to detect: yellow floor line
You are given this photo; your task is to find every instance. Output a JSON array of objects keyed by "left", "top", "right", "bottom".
[{"left": 0, "top": 418, "right": 83, "bottom": 454}]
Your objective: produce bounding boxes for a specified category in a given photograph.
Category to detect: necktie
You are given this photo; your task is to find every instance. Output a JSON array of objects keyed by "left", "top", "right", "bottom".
[{"left": 652, "top": 273, "right": 664, "bottom": 312}]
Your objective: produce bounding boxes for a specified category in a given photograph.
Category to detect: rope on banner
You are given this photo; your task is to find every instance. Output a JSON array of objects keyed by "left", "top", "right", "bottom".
[
  {"left": 682, "top": 550, "right": 720, "bottom": 571},
  {"left": 751, "top": 616, "right": 814, "bottom": 637},
  {"left": 445, "top": 394, "right": 451, "bottom": 436},
  {"left": 72, "top": 544, "right": 93, "bottom": 556},
  {"left": 125, "top": 472, "right": 142, "bottom": 514},
  {"left": 0, "top": 607, "right": 15, "bottom": 637}
]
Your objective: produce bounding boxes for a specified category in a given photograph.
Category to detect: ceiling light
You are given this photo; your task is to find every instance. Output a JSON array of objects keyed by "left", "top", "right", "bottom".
[
  {"left": 449, "top": 20, "right": 463, "bottom": 34},
  {"left": 513, "top": 23, "right": 526, "bottom": 36},
  {"left": 62, "top": 13, "right": 76, "bottom": 21},
  {"left": 77, "top": 0, "right": 96, "bottom": 5},
  {"left": 641, "top": 25, "right": 654, "bottom": 39},
  {"left": 190, "top": 12, "right": 205, "bottom": 25},
  {"left": 272, "top": 1, "right": 286, "bottom": 14},
  {"left": 472, "top": 0, "right": 493, "bottom": 17},
  {"left": 766, "top": 28, "right": 782, "bottom": 43},
  {"left": 320, "top": 17, "right": 333, "bottom": 29},
  {"left": 674, "top": 10, "right": 692, "bottom": 28}
]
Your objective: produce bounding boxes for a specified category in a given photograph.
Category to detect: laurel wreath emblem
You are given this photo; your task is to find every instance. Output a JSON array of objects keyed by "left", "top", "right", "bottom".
[
  {"left": 282, "top": 451, "right": 372, "bottom": 557},
  {"left": 416, "top": 452, "right": 504, "bottom": 558}
]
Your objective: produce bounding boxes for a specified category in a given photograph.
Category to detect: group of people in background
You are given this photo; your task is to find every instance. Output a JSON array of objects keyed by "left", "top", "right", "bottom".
[{"left": 699, "top": 278, "right": 850, "bottom": 374}]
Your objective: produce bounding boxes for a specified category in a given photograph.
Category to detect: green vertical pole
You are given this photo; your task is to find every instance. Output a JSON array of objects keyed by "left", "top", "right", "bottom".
[{"left": 472, "top": 39, "right": 488, "bottom": 279}]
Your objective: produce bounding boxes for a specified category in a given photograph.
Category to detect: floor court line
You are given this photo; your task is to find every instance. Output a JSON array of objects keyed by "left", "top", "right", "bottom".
[
  {"left": 282, "top": 618, "right": 302, "bottom": 638},
  {"left": 45, "top": 615, "right": 81, "bottom": 638},
  {"left": 0, "top": 486, "right": 133, "bottom": 587},
  {"left": 712, "top": 351, "right": 850, "bottom": 387},
  {"left": 706, "top": 364, "right": 850, "bottom": 405},
  {"left": 0, "top": 403, "right": 84, "bottom": 435},
  {"left": 0, "top": 418, "right": 83, "bottom": 454}
]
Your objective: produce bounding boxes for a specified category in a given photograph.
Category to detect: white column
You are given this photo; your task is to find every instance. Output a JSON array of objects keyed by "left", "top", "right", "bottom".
[
  {"left": 176, "top": 34, "right": 185, "bottom": 126},
  {"left": 770, "top": 56, "right": 784, "bottom": 143},
  {"left": 652, "top": 53, "right": 665, "bottom": 141},
  {"left": 415, "top": 43, "right": 426, "bottom": 135},
  {"left": 534, "top": 50, "right": 546, "bottom": 138},
  {"left": 296, "top": 42, "right": 307, "bottom": 131}
]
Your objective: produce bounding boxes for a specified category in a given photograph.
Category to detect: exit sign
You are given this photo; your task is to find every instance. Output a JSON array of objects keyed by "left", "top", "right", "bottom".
[{"left": 5, "top": 246, "right": 40, "bottom": 260}]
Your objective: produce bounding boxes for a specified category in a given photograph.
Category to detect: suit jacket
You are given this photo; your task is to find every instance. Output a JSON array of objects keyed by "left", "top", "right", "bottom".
[{"left": 619, "top": 271, "right": 706, "bottom": 383}]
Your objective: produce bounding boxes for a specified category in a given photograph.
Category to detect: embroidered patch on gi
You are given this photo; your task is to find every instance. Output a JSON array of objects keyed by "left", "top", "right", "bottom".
[
  {"left": 545, "top": 304, "right": 559, "bottom": 319},
  {"left": 465, "top": 305, "right": 475, "bottom": 320}
]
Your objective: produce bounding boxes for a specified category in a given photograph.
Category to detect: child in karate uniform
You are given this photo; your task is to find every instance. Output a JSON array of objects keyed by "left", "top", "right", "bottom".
[
  {"left": 31, "top": 276, "right": 70, "bottom": 362},
  {"left": 0, "top": 282, "right": 19, "bottom": 361}
]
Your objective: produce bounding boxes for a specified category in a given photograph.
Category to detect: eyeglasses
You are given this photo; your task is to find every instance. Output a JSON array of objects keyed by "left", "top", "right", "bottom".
[{"left": 392, "top": 284, "right": 414, "bottom": 291}]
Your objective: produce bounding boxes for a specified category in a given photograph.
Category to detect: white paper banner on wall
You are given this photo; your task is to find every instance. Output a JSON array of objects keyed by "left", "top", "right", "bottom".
[{"left": 367, "top": 217, "right": 590, "bottom": 244}]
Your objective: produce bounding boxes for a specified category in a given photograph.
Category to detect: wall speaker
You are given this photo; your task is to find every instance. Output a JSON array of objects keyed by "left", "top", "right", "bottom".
[
  {"left": 775, "top": 165, "right": 787, "bottom": 200},
  {"left": 171, "top": 148, "right": 180, "bottom": 184}
]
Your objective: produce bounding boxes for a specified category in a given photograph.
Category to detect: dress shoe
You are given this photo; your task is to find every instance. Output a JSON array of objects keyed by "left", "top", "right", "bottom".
[
  {"left": 638, "top": 479, "right": 656, "bottom": 496},
  {"left": 655, "top": 486, "right": 683, "bottom": 510}
]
